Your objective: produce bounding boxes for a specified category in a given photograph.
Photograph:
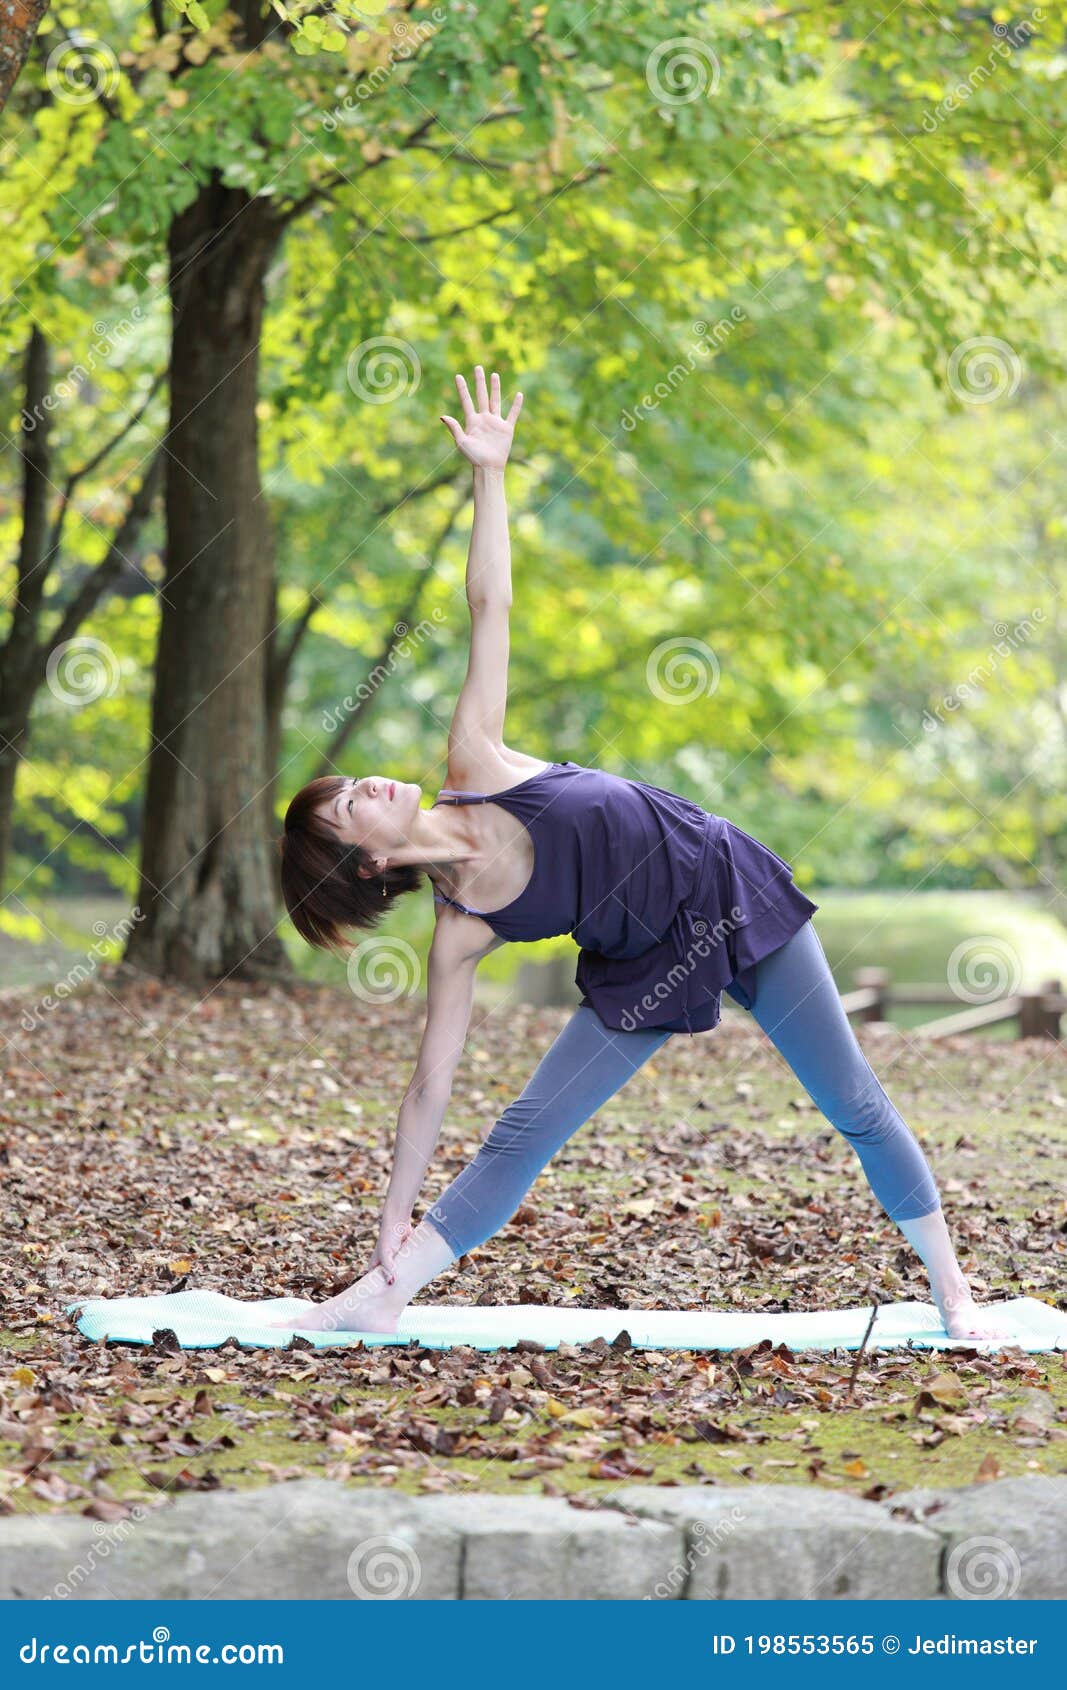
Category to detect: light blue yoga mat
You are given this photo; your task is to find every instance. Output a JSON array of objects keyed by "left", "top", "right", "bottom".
[{"left": 69, "top": 1289, "right": 1066, "bottom": 1353}]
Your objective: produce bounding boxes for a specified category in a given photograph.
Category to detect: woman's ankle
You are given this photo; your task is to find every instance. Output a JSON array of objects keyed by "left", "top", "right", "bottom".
[{"left": 935, "top": 1280, "right": 975, "bottom": 1319}]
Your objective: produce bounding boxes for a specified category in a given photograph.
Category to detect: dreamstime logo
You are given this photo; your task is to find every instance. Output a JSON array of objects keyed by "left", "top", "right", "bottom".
[
  {"left": 646, "top": 37, "right": 720, "bottom": 104},
  {"left": 615, "top": 904, "right": 746, "bottom": 1032},
  {"left": 322, "top": 7, "right": 446, "bottom": 127},
  {"left": 46, "top": 637, "right": 122, "bottom": 707},
  {"left": 20, "top": 908, "right": 144, "bottom": 1032},
  {"left": 946, "top": 336, "right": 1022, "bottom": 405},
  {"left": 921, "top": 8, "right": 1044, "bottom": 132},
  {"left": 620, "top": 310, "right": 748, "bottom": 431},
  {"left": 346, "top": 336, "right": 421, "bottom": 404},
  {"left": 20, "top": 310, "right": 146, "bottom": 433},
  {"left": 346, "top": 1535, "right": 422, "bottom": 1599},
  {"left": 346, "top": 936, "right": 421, "bottom": 1003},
  {"left": 947, "top": 936, "right": 1022, "bottom": 1005},
  {"left": 945, "top": 1534, "right": 1022, "bottom": 1599},
  {"left": 320, "top": 611, "right": 445, "bottom": 734},
  {"left": 646, "top": 636, "right": 721, "bottom": 705},
  {"left": 45, "top": 37, "right": 120, "bottom": 107},
  {"left": 288, "top": 1224, "right": 414, "bottom": 1340},
  {"left": 19, "top": 1628, "right": 284, "bottom": 1664},
  {"left": 48, "top": 1508, "right": 151, "bottom": 1600},
  {"left": 645, "top": 1505, "right": 746, "bottom": 1598},
  {"left": 921, "top": 608, "right": 1044, "bottom": 732}
]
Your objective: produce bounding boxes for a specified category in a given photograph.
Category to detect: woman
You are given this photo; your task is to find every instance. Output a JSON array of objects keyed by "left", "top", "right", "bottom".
[{"left": 278, "top": 366, "right": 1005, "bottom": 1342}]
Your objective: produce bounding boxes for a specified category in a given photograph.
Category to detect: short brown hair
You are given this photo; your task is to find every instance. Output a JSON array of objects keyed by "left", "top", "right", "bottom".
[{"left": 279, "top": 776, "right": 424, "bottom": 950}]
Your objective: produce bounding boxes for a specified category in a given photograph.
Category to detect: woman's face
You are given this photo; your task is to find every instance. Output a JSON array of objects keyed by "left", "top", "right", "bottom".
[{"left": 317, "top": 775, "right": 421, "bottom": 860}]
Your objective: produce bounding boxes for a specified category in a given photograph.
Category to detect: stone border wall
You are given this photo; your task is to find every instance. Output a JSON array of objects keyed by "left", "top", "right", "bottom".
[{"left": 0, "top": 1477, "right": 1063, "bottom": 1601}]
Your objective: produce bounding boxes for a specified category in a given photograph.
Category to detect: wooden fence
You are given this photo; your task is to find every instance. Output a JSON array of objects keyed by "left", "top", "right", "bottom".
[
  {"left": 509, "top": 957, "right": 1066, "bottom": 1041},
  {"left": 840, "top": 969, "right": 1066, "bottom": 1041}
]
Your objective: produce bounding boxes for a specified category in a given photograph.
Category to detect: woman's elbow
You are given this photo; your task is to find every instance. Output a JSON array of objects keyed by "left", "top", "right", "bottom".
[{"left": 407, "top": 1071, "right": 455, "bottom": 1109}]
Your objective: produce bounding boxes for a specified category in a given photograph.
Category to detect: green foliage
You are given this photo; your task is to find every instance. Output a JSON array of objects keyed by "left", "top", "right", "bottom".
[{"left": 2, "top": 1, "right": 1065, "bottom": 911}]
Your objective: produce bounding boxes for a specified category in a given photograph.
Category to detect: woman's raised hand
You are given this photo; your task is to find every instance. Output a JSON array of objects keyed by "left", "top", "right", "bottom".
[{"left": 440, "top": 365, "right": 523, "bottom": 470}]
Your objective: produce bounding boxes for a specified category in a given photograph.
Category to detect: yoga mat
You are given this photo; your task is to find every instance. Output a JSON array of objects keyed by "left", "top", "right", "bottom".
[{"left": 69, "top": 1289, "right": 1066, "bottom": 1353}]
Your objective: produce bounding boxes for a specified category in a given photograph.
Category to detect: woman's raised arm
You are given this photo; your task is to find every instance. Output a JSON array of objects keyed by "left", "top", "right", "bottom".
[{"left": 439, "top": 367, "right": 524, "bottom": 772}]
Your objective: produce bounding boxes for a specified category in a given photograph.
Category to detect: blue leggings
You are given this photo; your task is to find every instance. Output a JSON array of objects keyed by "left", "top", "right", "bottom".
[{"left": 428, "top": 920, "right": 941, "bottom": 1260}]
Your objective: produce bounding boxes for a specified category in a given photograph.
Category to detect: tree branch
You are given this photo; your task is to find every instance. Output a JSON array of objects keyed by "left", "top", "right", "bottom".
[
  {"left": 407, "top": 144, "right": 515, "bottom": 174},
  {"left": 270, "top": 590, "right": 322, "bottom": 701},
  {"left": 13, "top": 327, "right": 52, "bottom": 622},
  {"left": 46, "top": 368, "right": 166, "bottom": 564},
  {"left": 314, "top": 488, "right": 469, "bottom": 776},
  {"left": 38, "top": 449, "right": 163, "bottom": 672},
  {"left": 403, "top": 203, "right": 521, "bottom": 244},
  {"left": 269, "top": 465, "right": 468, "bottom": 698}
]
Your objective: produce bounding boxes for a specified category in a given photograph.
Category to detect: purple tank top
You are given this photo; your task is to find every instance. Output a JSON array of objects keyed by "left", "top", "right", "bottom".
[{"left": 431, "top": 760, "right": 817, "bottom": 1036}]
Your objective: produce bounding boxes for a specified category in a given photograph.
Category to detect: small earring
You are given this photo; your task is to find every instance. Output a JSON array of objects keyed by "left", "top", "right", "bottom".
[{"left": 381, "top": 879, "right": 387, "bottom": 898}]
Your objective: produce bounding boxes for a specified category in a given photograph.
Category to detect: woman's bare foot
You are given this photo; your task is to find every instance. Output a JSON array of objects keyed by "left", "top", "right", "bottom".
[
  {"left": 266, "top": 1265, "right": 404, "bottom": 1335},
  {"left": 940, "top": 1299, "right": 1015, "bottom": 1343}
]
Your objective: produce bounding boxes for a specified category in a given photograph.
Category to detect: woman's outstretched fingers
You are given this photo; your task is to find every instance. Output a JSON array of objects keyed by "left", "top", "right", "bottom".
[
  {"left": 506, "top": 389, "right": 524, "bottom": 425},
  {"left": 489, "top": 369, "right": 501, "bottom": 414},
  {"left": 440, "top": 413, "right": 464, "bottom": 446},
  {"left": 473, "top": 363, "right": 489, "bottom": 410},
  {"left": 454, "top": 371, "right": 474, "bottom": 421}
]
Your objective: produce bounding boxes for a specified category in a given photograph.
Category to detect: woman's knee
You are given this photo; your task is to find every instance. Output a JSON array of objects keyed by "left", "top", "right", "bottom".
[
  {"left": 481, "top": 1091, "right": 578, "bottom": 1163},
  {"left": 814, "top": 1067, "right": 891, "bottom": 1145}
]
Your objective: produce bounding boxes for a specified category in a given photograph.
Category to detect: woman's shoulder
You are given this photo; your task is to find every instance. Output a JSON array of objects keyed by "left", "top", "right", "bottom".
[{"left": 440, "top": 741, "right": 558, "bottom": 795}]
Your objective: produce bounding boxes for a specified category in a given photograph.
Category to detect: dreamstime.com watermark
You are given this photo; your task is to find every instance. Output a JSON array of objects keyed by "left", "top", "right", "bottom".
[
  {"left": 346, "top": 335, "right": 422, "bottom": 403},
  {"left": 46, "top": 636, "right": 123, "bottom": 707},
  {"left": 19, "top": 1626, "right": 283, "bottom": 1665},
  {"left": 44, "top": 34, "right": 121, "bottom": 107},
  {"left": 621, "top": 310, "right": 748, "bottom": 431},
  {"left": 646, "top": 1505, "right": 748, "bottom": 1598},
  {"left": 346, "top": 1533, "right": 422, "bottom": 1598},
  {"left": 320, "top": 610, "right": 444, "bottom": 732},
  {"left": 947, "top": 936, "right": 1023, "bottom": 1006},
  {"left": 946, "top": 336, "right": 1023, "bottom": 404},
  {"left": 618, "top": 904, "right": 747, "bottom": 1031},
  {"left": 346, "top": 935, "right": 421, "bottom": 1003},
  {"left": 945, "top": 1534, "right": 1023, "bottom": 1599},
  {"left": 269, "top": 1221, "right": 416, "bottom": 1341},
  {"left": 45, "top": 1507, "right": 151, "bottom": 1600},
  {"left": 646, "top": 635, "right": 721, "bottom": 705},
  {"left": 921, "top": 609, "right": 1044, "bottom": 731},
  {"left": 322, "top": 7, "right": 446, "bottom": 128},
  {"left": 921, "top": 9, "right": 1044, "bottom": 133},
  {"left": 20, "top": 908, "right": 143, "bottom": 1032},
  {"left": 646, "top": 37, "right": 721, "bottom": 104},
  {"left": 21, "top": 311, "right": 146, "bottom": 433}
]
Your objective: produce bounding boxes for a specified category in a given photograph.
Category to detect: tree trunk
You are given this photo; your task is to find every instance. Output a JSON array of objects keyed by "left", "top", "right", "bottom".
[
  {"left": 126, "top": 180, "right": 288, "bottom": 983},
  {"left": 0, "top": 326, "right": 161, "bottom": 898},
  {"left": 0, "top": 694, "right": 32, "bottom": 894},
  {"left": 0, "top": 327, "right": 51, "bottom": 896},
  {"left": 0, "top": 0, "right": 50, "bottom": 114},
  {"left": 263, "top": 576, "right": 291, "bottom": 898}
]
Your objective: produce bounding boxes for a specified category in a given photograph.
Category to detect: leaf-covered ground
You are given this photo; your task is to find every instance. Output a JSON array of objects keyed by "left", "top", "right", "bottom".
[{"left": 1, "top": 968, "right": 1065, "bottom": 1519}]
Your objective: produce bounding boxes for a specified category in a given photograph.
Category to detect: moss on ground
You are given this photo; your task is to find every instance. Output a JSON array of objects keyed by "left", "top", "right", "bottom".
[{"left": 2, "top": 1342, "right": 1065, "bottom": 1515}]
